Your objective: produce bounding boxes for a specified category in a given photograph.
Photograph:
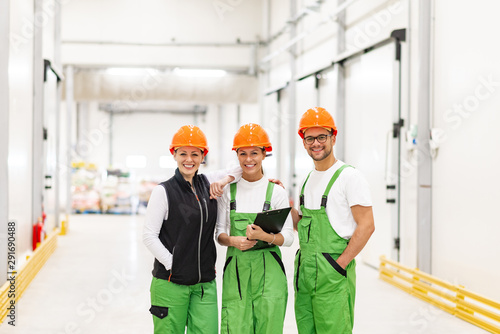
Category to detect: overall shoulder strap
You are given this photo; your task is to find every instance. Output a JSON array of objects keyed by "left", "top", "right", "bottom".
[
  {"left": 262, "top": 182, "right": 275, "bottom": 211},
  {"left": 321, "top": 164, "right": 353, "bottom": 207},
  {"left": 299, "top": 171, "right": 313, "bottom": 206},
  {"left": 230, "top": 183, "right": 237, "bottom": 211}
]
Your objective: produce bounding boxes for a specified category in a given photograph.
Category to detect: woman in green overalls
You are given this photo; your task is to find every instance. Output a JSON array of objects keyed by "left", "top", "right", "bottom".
[{"left": 216, "top": 123, "right": 294, "bottom": 334}]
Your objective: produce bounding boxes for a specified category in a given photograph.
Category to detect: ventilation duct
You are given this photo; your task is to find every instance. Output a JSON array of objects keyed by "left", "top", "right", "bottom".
[{"left": 65, "top": 69, "right": 258, "bottom": 104}]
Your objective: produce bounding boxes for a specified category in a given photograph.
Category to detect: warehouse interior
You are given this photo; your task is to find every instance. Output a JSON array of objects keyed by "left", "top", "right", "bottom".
[{"left": 1, "top": 0, "right": 500, "bottom": 333}]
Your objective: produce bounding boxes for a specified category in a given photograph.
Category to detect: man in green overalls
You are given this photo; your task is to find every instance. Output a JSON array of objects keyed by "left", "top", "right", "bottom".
[{"left": 292, "top": 107, "right": 375, "bottom": 334}]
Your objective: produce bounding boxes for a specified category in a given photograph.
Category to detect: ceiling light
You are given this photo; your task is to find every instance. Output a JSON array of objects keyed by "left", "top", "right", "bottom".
[
  {"left": 106, "top": 68, "right": 158, "bottom": 75},
  {"left": 173, "top": 68, "right": 227, "bottom": 78}
]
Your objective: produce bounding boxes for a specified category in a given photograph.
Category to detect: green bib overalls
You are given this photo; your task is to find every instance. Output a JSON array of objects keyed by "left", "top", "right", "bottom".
[
  {"left": 294, "top": 165, "right": 356, "bottom": 334},
  {"left": 221, "top": 182, "right": 288, "bottom": 334}
]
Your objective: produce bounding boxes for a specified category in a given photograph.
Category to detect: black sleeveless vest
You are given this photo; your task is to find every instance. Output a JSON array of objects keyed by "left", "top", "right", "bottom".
[{"left": 152, "top": 168, "right": 218, "bottom": 285}]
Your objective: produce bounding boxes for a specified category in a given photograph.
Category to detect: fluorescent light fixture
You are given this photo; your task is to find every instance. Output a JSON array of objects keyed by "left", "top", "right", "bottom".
[
  {"left": 159, "top": 156, "right": 177, "bottom": 169},
  {"left": 106, "top": 67, "right": 158, "bottom": 76},
  {"left": 173, "top": 68, "right": 227, "bottom": 78},
  {"left": 126, "top": 155, "right": 147, "bottom": 168}
]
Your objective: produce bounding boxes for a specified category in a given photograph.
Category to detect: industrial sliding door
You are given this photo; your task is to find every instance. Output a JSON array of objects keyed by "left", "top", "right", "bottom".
[
  {"left": 318, "top": 67, "right": 338, "bottom": 120},
  {"left": 344, "top": 42, "right": 401, "bottom": 267},
  {"left": 43, "top": 68, "right": 59, "bottom": 232}
]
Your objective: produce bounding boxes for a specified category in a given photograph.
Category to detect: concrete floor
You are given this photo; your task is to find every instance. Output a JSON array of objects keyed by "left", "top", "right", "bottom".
[{"left": 0, "top": 215, "right": 487, "bottom": 334}]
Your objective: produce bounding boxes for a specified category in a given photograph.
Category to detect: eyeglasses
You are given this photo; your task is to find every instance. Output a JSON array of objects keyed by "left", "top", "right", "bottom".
[{"left": 303, "top": 134, "right": 332, "bottom": 145}]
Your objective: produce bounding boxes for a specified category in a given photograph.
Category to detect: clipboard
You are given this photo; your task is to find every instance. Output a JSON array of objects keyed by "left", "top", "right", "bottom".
[
  {"left": 253, "top": 207, "right": 292, "bottom": 234},
  {"left": 244, "top": 207, "right": 292, "bottom": 251}
]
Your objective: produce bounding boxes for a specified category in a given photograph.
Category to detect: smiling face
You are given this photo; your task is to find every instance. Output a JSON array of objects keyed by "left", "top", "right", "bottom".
[
  {"left": 302, "top": 127, "right": 335, "bottom": 162},
  {"left": 237, "top": 147, "right": 266, "bottom": 182},
  {"left": 173, "top": 146, "right": 204, "bottom": 181}
]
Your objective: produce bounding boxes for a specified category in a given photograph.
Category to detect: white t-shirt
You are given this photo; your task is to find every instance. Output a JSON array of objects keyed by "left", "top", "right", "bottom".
[
  {"left": 297, "top": 160, "right": 372, "bottom": 240},
  {"left": 216, "top": 176, "right": 294, "bottom": 247},
  {"left": 143, "top": 167, "right": 242, "bottom": 270}
]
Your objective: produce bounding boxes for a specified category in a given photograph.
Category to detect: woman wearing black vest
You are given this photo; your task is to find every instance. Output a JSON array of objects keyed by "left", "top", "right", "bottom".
[{"left": 143, "top": 125, "right": 240, "bottom": 334}]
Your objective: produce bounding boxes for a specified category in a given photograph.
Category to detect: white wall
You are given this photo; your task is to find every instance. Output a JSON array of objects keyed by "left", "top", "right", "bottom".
[
  {"left": 345, "top": 0, "right": 406, "bottom": 53},
  {"left": 63, "top": 0, "right": 262, "bottom": 44},
  {"left": 431, "top": 0, "right": 500, "bottom": 300},
  {"left": 8, "top": 0, "right": 36, "bottom": 266},
  {"left": 6, "top": 0, "right": 61, "bottom": 267},
  {"left": 41, "top": 0, "right": 55, "bottom": 62},
  {"left": 0, "top": 0, "right": 11, "bottom": 285},
  {"left": 266, "top": 0, "right": 291, "bottom": 89}
]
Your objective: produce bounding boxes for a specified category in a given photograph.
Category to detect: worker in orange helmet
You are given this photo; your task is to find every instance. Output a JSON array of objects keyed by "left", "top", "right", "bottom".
[
  {"left": 144, "top": 125, "right": 242, "bottom": 334},
  {"left": 217, "top": 123, "right": 294, "bottom": 334},
  {"left": 293, "top": 107, "right": 375, "bottom": 334}
]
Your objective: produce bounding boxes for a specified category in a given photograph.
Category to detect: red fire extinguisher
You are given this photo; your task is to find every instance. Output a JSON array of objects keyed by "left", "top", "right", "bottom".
[{"left": 33, "top": 216, "right": 44, "bottom": 250}]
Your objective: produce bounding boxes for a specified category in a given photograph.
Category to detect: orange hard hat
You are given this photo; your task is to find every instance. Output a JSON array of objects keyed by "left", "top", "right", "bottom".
[
  {"left": 169, "top": 125, "right": 209, "bottom": 156},
  {"left": 232, "top": 123, "right": 272, "bottom": 152},
  {"left": 297, "top": 107, "right": 337, "bottom": 138}
]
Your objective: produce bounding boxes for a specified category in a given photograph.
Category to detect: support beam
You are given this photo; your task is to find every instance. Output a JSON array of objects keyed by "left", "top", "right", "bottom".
[
  {"left": 335, "top": 0, "right": 346, "bottom": 161},
  {"left": 76, "top": 102, "right": 90, "bottom": 160},
  {"left": 65, "top": 66, "right": 74, "bottom": 220},
  {"left": 217, "top": 105, "right": 224, "bottom": 169},
  {"left": 259, "top": 0, "right": 272, "bottom": 125},
  {"left": 417, "top": 0, "right": 432, "bottom": 274},
  {"left": 289, "top": 0, "right": 298, "bottom": 199},
  {"left": 249, "top": 44, "right": 257, "bottom": 76},
  {"left": 236, "top": 104, "right": 241, "bottom": 126},
  {"left": 193, "top": 109, "right": 198, "bottom": 125},
  {"left": 54, "top": 0, "right": 62, "bottom": 228},
  {"left": 0, "top": 0, "right": 11, "bottom": 285},
  {"left": 109, "top": 111, "right": 113, "bottom": 167},
  {"left": 276, "top": 91, "right": 283, "bottom": 182}
]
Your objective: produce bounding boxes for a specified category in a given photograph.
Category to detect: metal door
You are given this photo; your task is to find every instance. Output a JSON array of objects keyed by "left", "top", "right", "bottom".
[{"left": 344, "top": 42, "right": 402, "bottom": 267}]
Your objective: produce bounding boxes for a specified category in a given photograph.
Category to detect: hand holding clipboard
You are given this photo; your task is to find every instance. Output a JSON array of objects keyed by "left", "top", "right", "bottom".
[
  {"left": 245, "top": 207, "right": 291, "bottom": 251},
  {"left": 253, "top": 207, "right": 291, "bottom": 234}
]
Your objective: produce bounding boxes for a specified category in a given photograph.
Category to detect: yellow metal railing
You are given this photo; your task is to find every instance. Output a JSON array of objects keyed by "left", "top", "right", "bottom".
[
  {"left": 379, "top": 255, "right": 500, "bottom": 334},
  {"left": 0, "top": 229, "right": 59, "bottom": 324}
]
